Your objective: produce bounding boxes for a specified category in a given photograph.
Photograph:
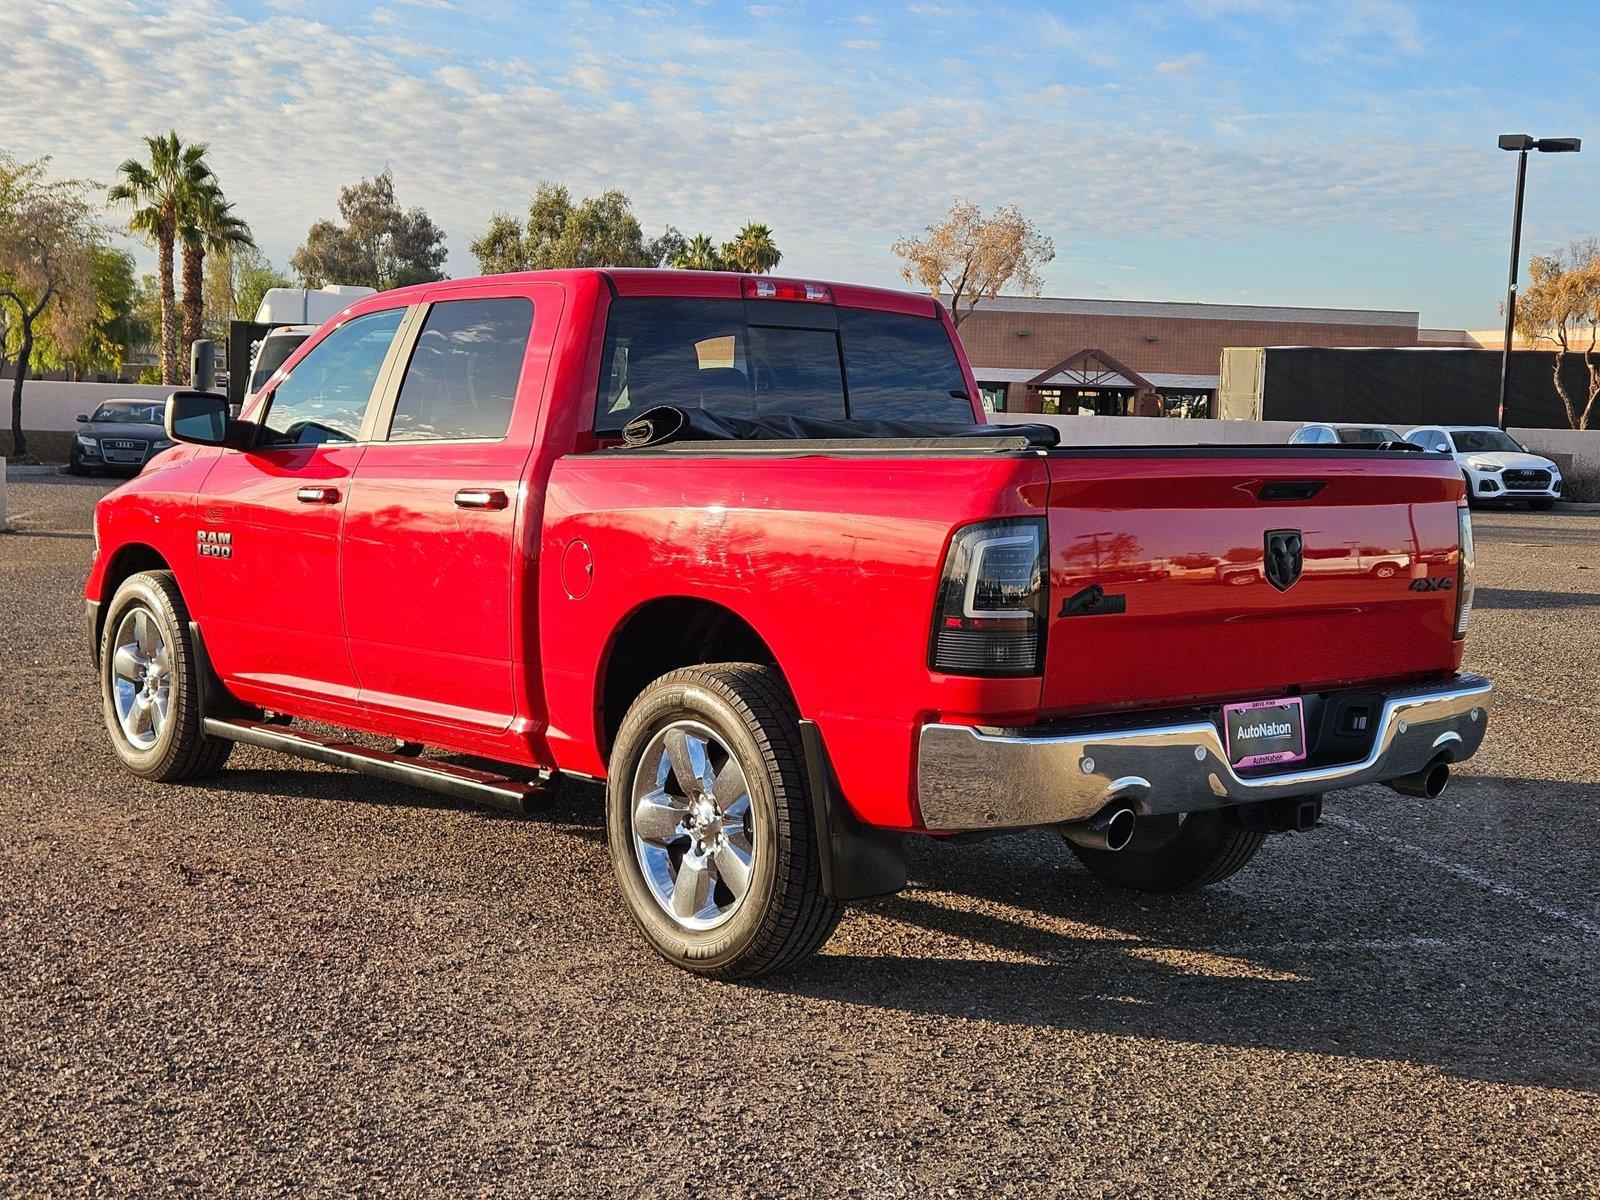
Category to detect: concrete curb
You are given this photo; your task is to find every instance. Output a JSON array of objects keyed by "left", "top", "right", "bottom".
[{"left": 4, "top": 464, "right": 68, "bottom": 477}]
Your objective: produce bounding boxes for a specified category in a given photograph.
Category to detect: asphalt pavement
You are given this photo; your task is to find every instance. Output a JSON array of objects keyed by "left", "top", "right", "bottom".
[{"left": 2, "top": 473, "right": 1597, "bottom": 1198}]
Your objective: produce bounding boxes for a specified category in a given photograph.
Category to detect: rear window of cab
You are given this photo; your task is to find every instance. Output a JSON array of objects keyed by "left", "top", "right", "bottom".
[{"left": 594, "top": 297, "right": 971, "bottom": 433}]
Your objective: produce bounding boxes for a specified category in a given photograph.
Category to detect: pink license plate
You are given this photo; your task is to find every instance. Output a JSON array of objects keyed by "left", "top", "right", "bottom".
[{"left": 1222, "top": 696, "right": 1307, "bottom": 769}]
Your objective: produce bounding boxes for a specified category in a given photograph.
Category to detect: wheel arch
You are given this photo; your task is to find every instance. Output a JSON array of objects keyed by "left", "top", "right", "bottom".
[
  {"left": 595, "top": 596, "right": 787, "bottom": 760},
  {"left": 91, "top": 543, "right": 175, "bottom": 653}
]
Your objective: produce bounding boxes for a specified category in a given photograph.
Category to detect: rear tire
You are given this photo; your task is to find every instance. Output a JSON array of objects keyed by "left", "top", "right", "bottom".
[
  {"left": 606, "top": 664, "right": 842, "bottom": 979},
  {"left": 99, "top": 570, "right": 233, "bottom": 782},
  {"left": 1066, "top": 810, "right": 1265, "bottom": 893}
]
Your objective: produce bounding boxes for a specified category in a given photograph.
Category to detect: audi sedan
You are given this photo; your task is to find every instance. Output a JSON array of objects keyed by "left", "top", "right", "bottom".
[{"left": 69, "top": 400, "right": 174, "bottom": 476}]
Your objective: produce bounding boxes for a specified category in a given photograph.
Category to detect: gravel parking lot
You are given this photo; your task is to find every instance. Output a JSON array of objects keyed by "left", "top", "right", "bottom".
[{"left": 2, "top": 473, "right": 1597, "bottom": 1198}]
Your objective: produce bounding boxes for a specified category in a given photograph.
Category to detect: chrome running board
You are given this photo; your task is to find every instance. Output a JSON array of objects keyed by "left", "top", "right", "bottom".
[{"left": 203, "top": 717, "right": 552, "bottom": 815}]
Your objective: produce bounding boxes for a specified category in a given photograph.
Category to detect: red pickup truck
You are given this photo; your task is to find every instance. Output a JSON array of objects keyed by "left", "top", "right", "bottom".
[{"left": 86, "top": 269, "right": 1492, "bottom": 978}]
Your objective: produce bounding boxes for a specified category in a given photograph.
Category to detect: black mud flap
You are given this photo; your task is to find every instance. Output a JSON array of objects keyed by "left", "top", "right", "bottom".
[
  {"left": 188, "top": 620, "right": 250, "bottom": 723},
  {"left": 799, "top": 719, "right": 907, "bottom": 902}
]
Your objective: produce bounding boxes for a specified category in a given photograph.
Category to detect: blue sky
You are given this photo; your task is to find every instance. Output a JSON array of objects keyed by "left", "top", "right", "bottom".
[{"left": 5, "top": 0, "right": 1597, "bottom": 327}]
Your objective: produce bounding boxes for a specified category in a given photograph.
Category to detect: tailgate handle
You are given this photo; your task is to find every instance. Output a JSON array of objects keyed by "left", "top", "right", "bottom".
[
  {"left": 1258, "top": 480, "right": 1325, "bottom": 502},
  {"left": 455, "top": 487, "right": 509, "bottom": 510},
  {"left": 295, "top": 485, "right": 341, "bottom": 505}
]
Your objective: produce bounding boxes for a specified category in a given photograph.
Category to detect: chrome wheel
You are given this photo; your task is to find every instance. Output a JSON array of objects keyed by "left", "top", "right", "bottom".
[
  {"left": 629, "top": 720, "right": 755, "bottom": 931},
  {"left": 110, "top": 606, "right": 171, "bottom": 750}
]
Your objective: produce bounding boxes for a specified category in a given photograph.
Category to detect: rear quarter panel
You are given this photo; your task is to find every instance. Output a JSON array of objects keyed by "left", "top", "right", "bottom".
[{"left": 539, "top": 451, "right": 1051, "bottom": 828}]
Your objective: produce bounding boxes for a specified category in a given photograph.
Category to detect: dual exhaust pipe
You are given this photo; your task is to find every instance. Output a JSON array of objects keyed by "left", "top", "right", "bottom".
[{"left": 1063, "top": 756, "right": 1451, "bottom": 853}]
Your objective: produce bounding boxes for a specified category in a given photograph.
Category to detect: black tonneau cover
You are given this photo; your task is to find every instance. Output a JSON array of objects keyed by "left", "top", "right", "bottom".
[{"left": 617, "top": 404, "right": 1060, "bottom": 450}]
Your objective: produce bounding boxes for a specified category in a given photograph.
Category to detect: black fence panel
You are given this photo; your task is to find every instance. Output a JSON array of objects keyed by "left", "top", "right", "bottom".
[{"left": 1260, "top": 348, "right": 1589, "bottom": 429}]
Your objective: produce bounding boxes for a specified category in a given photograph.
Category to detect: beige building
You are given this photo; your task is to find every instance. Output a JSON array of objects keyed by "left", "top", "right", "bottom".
[{"left": 953, "top": 295, "right": 1471, "bottom": 417}]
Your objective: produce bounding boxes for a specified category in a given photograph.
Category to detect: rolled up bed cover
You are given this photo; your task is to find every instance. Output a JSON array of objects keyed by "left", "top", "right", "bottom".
[{"left": 619, "top": 405, "right": 1061, "bottom": 449}]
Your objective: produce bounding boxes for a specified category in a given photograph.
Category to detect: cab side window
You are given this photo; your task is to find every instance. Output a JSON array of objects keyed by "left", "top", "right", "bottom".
[
  {"left": 387, "top": 298, "right": 533, "bottom": 442},
  {"left": 260, "top": 309, "right": 405, "bottom": 446}
]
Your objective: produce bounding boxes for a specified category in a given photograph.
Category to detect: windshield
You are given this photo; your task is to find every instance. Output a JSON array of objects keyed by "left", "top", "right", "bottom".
[
  {"left": 249, "top": 331, "right": 309, "bottom": 394},
  {"left": 594, "top": 298, "right": 972, "bottom": 433},
  {"left": 1450, "top": 430, "right": 1524, "bottom": 454},
  {"left": 1336, "top": 426, "right": 1402, "bottom": 445},
  {"left": 91, "top": 402, "right": 163, "bottom": 424}
]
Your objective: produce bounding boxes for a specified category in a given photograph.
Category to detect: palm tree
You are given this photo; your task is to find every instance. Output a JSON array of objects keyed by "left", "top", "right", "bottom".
[
  {"left": 108, "top": 132, "right": 214, "bottom": 384},
  {"left": 671, "top": 233, "right": 724, "bottom": 272},
  {"left": 721, "top": 222, "right": 781, "bottom": 274},
  {"left": 179, "top": 181, "right": 253, "bottom": 356}
]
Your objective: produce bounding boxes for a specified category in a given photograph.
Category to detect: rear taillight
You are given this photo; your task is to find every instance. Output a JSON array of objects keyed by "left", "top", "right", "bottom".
[
  {"left": 930, "top": 519, "right": 1047, "bottom": 676},
  {"left": 741, "top": 277, "right": 833, "bottom": 303},
  {"left": 1455, "top": 505, "right": 1475, "bottom": 639}
]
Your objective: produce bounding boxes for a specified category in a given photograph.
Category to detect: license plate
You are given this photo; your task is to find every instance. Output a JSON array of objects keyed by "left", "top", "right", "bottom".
[{"left": 1222, "top": 696, "right": 1306, "bottom": 769}]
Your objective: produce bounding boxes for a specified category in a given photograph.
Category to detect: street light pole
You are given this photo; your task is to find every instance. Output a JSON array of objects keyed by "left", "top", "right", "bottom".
[
  {"left": 1496, "top": 141, "right": 1529, "bottom": 431},
  {"left": 1495, "top": 133, "right": 1581, "bottom": 431}
]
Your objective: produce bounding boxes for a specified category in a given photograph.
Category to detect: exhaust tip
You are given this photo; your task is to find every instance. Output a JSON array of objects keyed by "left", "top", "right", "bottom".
[
  {"left": 1421, "top": 761, "right": 1450, "bottom": 799},
  {"left": 1387, "top": 758, "right": 1451, "bottom": 799},
  {"left": 1062, "top": 804, "right": 1139, "bottom": 853},
  {"left": 1104, "top": 807, "right": 1137, "bottom": 852}
]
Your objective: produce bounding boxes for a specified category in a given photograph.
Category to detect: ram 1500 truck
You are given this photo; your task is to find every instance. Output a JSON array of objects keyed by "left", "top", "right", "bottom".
[{"left": 86, "top": 269, "right": 1492, "bottom": 978}]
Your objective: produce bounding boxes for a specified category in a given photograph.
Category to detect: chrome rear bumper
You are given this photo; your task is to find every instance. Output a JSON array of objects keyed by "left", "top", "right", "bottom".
[{"left": 916, "top": 674, "right": 1492, "bottom": 832}]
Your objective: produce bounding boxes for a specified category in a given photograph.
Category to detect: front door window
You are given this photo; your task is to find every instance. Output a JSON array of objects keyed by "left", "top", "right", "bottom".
[{"left": 258, "top": 308, "right": 405, "bottom": 446}]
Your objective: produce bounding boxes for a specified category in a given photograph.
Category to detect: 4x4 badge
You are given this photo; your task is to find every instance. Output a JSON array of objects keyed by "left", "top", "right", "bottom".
[{"left": 1264, "top": 529, "right": 1303, "bottom": 591}]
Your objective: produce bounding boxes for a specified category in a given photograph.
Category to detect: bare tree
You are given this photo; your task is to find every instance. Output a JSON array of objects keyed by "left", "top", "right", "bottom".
[
  {"left": 1514, "top": 238, "right": 1600, "bottom": 430},
  {"left": 0, "top": 154, "right": 99, "bottom": 458},
  {"left": 892, "top": 201, "right": 1055, "bottom": 327}
]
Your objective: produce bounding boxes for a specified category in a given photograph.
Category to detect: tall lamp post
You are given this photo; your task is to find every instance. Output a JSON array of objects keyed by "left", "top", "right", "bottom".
[{"left": 1496, "top": 133, "right": 1581, "bottom": 429}]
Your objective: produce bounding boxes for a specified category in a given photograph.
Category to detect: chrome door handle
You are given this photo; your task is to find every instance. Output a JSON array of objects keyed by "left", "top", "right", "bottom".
[
  {"left": 454, "top": 488, "right": 509, "bottom": 510},
  {"left": 295, "top": 485, "right": 341, "bottom": 504}
]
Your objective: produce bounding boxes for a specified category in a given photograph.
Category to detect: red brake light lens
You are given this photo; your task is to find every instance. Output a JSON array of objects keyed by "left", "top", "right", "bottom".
[
  {"left": 741, "top": 277, "right": 833, "bottom": 303},
  {"left": 929, "top": 519, "right": 1048, "bottom": 677}
]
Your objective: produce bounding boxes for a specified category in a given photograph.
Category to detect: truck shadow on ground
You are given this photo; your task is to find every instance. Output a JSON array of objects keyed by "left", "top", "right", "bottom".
[
  {"left": 763, "top": 781, "right": 1600, "bottom": 1094},
  {"left": 191, "top": 756, "right": 1598, "bottom": 1092}
]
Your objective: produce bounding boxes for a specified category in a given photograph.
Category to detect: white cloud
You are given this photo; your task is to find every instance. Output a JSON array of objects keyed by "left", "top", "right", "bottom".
[{"left": 0, "top": 0, "right": 1578, "bottom": 321}]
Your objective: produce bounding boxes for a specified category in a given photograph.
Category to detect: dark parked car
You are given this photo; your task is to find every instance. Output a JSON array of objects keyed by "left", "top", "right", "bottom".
[{"left": 70, "top": 400, "right": 173, "bottom": 475}]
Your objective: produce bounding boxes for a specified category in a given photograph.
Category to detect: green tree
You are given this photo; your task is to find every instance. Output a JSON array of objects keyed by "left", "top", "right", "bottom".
[
  {"left": 0, "top": 154, "right": 101, "bottom": 457},
  {"left": 472, "top": 183, "right": 680, "bottom": 272},
  {"left": 30, "top": 246, "right": 141, "bottom": 378},
  {"left": 204, "top": 241, "right": 290, "bottom": 337},
  {"left": 179, "top": 180, "right": 253, "bottom": 359},
  {"left": 719, "top": 221, "right": 781, "bottom": 274},
  {"left": 291, "top": 168, "right": 447, "bottom": 290},
  {"left": 108, "top": 131, "right": 216, "bottom": 383},
  {"left": 671, "top": 233, "right": 725, "bottom": 271}
]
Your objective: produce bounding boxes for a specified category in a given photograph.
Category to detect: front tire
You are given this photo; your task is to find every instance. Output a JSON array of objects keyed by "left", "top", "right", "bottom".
[
  {"left": 99, "top": 570, "right": 233, "bottom": 781},
  {"left": 1066, "top": 810, "right": 1265, "bottom": 893},
  {"left": 606, "top": 664, "right": 841, "bottom": 979}
]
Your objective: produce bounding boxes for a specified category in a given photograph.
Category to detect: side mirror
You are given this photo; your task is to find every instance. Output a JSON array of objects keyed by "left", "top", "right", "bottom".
[
  {"left": 166, "top": 390, "right": 234, "bottom": 447},
  {"left": 76, "top": 413, "right": 89, "bottom": 423}
]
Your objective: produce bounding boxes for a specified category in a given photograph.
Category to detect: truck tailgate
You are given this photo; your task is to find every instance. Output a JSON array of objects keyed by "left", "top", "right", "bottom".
[{"left": 1041, "top": 449, "right": 1465, "bottom": 715}]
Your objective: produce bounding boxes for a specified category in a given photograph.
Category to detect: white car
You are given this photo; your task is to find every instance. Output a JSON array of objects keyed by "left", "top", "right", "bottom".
[
  {"left": 1288, "top": 423, "right": 1410, "bottom": 448},
  {"left": 1404, "top": 426, "right": 1562, "bottom": 509}
]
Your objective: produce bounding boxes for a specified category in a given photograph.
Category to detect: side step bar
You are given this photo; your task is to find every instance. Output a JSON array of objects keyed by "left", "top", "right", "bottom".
[{"left": 203, "top": 718, "right": 553, "bottom": 815}]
